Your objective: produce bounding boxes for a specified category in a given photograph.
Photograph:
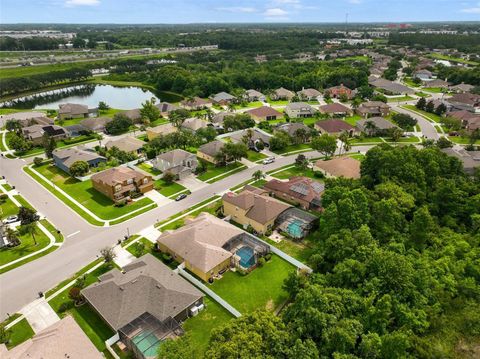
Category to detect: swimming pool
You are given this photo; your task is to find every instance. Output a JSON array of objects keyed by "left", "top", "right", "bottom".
[
  {"left": 236, "top": 246, "right": 256, "bottom": 269},
  {"left": 286, "top": 219, "right": 305, "bottom": 239},
  {"left": 132, "top": 332, "right": 161, "bottom": 358}
]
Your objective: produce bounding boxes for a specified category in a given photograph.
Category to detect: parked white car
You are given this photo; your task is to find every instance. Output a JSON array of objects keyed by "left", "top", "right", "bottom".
[
  {"left": 3, "top": 215, "right": 19, "bottom": 224},
  {"left": 263, "top": 157, "right": 275, "bottom": 165}
]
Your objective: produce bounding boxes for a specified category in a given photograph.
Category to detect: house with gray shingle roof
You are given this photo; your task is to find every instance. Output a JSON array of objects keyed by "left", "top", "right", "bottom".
[
  {"left": 153, "top": 149, "right": 198, "bottom": 179},
  {"left": 211, "top": 92, "right": 236, "bottom": 105},
  {"left": 52, "top": 147, "right": 106, "bottom": 174},
  {"left": 284, "top": 102, "right": 316, "bottom": 118}
]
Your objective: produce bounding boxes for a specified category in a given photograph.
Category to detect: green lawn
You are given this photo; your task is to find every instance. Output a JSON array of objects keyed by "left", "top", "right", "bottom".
[
  {"left": 0, "top": 223, "right": 50, "bottom": 266},
  {"left": 3, "top": 183, "right": 13, "bottom": 191},
  {"left": 0, "top": 196, "right": 18, "bottom": 219},
  {"left": 448, "top": 136, "right": 480, "bottom": 145},
  {"left": 234, "top": 101, "right": 263, "bottom": 109},
  {"left": 4, "top": 318, "right": 34, "bottom": 349},
  {"left": 403, "top": 77, "right": 421, "bottom": 88},
  {"left": 266, "top": 99, "right": 290, "bottom": 106},
  {"left": 344, "top": 114, "right": 363, "bottom": 126},
  {"left": 273, "top": 143, "right": 312, "bottom": 155},
  {"left": 154, "top": 179, "right": 187, "bottom": 197},
  {"left": 415, "top": 92, "right": 431, "bottom": 98},
  {"left": 210, "top": 255, "right": 294, "bottom": 313},
  {"left": 197, "top": 162, "right": 245, "bottom": 182},
  {"left": 48, "top": 263, "right": 116, "bottom": 353},
  {"left": 40, "top": 219, "right": 64, "bottom": 243},
  {"left": 264, "top": 237, "right": 315, "bottom": 264},
  {"left": 387, "top": 96, "right": 415, "bottom": 103},
  {"left": 137, "top": 162, "right": 162, "bottom": 176},
  {"left": 271, "top": 165, "right": 320, "bottom": 180},
  {"left": 351, "top": 137, "right": 384, "bottom": 145},
  {"left": 33, "top": 163, "right": 154, "bottom": 220},
  {"left": 126, "top": 238, "right": 180, "bottom": 270},
  {"left": 429, "top": 53, "right": 479, "bottom": 66},
  {"left": 422, "top": 87, "right": 448, "bottom": 94},
  {"left": 402, "top": 105, "right": 443, "bottom": 123},
  {"left": 183, "top": 296, "right": 233, "bottom": 355},
  {"left": 246, "top": 150, "right": 267, "bottom": 162}
]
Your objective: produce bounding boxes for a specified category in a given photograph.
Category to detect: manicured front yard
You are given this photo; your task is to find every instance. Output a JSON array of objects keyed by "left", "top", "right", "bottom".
[
  {"left": 154, "top": 178, "right": 187, "bottom": 197},
  {"left": 387, "top": 95, "right": 415, "bottom": 102},
  {"left": 402, "top": 105, "right": 443, "bottom": 123},
  {"left": 448, "top": 136, "right": 480, "bottom": 145},
  {"left": 344, "top": 114, "right": 363, "bottom": 126},
  {"left": 351, "top": 136, "right": 384, "bottom": 145},
  {"left": 197, "top": 162, "right": 245, "bottom": 183},
  {"left": 0, "top": 196, "right": 18, "bottom": 219},
  {"left": 136, "top": 162, "right": 162, "bottom": 176},
  {"left": 0, "top": 222, "right": 50, "bottom": 266},
  {"left": 270, "top": 165, "right": 320, "bottom": 180},
  {"left": 246, "top": 150, "right": 267, "bottom": 162},
  {"left": 210, "top": 254, "right": 294, "bottom": 313},
  {"left": 33, "top": 163, "right": 154, "bottom": 220},
  {"left": 4, "top": 318, "right": 34, "bottom": 349},
  {"left": 273, "top": 143, "right": 312, "bottom": 155},
  {"left": 183, "top": 296, "right": 233, "bottom": 355},
  {"left": 49, "top": 263, "right": 116, "bottom": 353}
]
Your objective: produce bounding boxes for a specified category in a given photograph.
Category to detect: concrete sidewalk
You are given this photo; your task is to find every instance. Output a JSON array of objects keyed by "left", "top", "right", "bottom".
[{"left": 113, "top": 245, "right": 136, "bottom": 268}]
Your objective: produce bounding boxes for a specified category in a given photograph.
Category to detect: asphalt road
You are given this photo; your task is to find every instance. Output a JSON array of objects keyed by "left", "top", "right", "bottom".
[
  {"left": 0, "top": 146, "right": 369, "bottom": 319},
  {"left": 0, "top": 101, "right": 441, "bottom": 319}
]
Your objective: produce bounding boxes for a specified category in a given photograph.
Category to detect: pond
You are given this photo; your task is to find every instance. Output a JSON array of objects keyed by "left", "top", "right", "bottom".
[{"left": 1, "top": 84, "right": 183, "bottom": 110}]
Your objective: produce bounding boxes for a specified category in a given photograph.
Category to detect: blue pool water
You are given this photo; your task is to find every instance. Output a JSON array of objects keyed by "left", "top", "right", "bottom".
[
  {"left": 286, "top": 219, "right": 305, "bottom": 239},
  {"left": 236, "top": 246, "right": 255, "bottom": 268},
  {"left": 132, "top": 332, "right": 161, "bottom": 358}
]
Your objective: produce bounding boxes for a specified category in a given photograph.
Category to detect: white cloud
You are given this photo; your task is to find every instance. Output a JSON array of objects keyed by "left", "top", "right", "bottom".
[
  {"left": 460, "top": 5, "right": 480, "bottom": 13},
  {"left": 65, "top": 0, "right": 100, "bottom": 6},
  {"left": 217, "top": 6, "right": 257, "bottom": 13},
  {"left": 349, "top": 0, "right": 362, "bottom": 4},
  {"left": 264, "top": 8, "right": 288, "bottom": 16}
]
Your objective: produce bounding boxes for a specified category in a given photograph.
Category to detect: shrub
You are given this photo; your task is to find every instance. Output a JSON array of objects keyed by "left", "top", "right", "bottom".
[
  {"left": 257, "top": 257, "right": 266, "bottom": 267},
  {"left": 33, "top": 157, "right": 43, "bottom": 166},
  {"left": 114, "top": 199, "right": 127, "bottom": 207},
  {"left": 58, "top": 301, "right": 73, "bottom": 313},
  {"left": 0, "top": 194, "right": 7, "bottom": 204},
  {"left": 162, "top": 253, "right": 173, "bottom": 263},
  {"left": 313, "top": 171, "right": 325, "bottom": 178},
  {"left": 265, "top": 253, "right": 272, "bottom": 261}
]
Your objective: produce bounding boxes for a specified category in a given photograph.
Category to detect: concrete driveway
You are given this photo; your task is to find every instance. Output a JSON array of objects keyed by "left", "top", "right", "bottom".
[
  {"left": 21, "top": 298, "right": 60, "bottom": 333},
  {"left": 178, "top": 175, "right": 208, "bottom": 192}
]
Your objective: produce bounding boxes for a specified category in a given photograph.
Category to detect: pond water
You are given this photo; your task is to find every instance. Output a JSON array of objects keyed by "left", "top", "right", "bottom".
[{"left": 1, "top": 84, "right": 181, "bottom": 110}]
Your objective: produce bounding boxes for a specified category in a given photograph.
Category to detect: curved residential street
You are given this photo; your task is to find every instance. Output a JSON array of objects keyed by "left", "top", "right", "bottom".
[{"left": 0, "top": 102, "right": 443, "bottom": 319}]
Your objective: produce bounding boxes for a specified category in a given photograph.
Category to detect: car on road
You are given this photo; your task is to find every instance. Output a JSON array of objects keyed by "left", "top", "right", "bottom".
[
  {"left": 3, "top": 215, "right": 19, "bottom": 224},
  {"left": 175, "top": 193, "right": 187, "bottom": 201},
  {"left": 263, "top": 157, "right": 275, "bottom": 165}
]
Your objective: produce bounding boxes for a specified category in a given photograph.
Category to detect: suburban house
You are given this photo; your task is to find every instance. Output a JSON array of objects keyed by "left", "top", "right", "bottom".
[
  {"left": 244, "top": 89, "right": 266, "bottom": 102},
  {"left": 271, "top": 87, "right": 295, "bottom": 101},
  {"left": 58, "top": 103, "right": 89, "bottom": 120},
  {"left": 368, "top": 78, "right": 415, "bottom": 95},
  {"left": 0, "top": 316, "right": 102, "bottom": 359},
  {"left": 52, "top": 147, "right": 106, "bottom": 174},
  {"left": 64, "top": 124, "right": 88, "bottom": 137},
  {"left": 413, "top": 69, "right": 433, "bottom": 81},
  {"left": 105, "top": 137, "right": 145, "bottom": 155},
  {"left": 146, "top": 123, "right": 178, "bottom": 141},
  {"left": 315, "top": 119, "right": 359, "bottom": 136},
  {"left": 356, "top": 117, "right": 400, "bottom": 136},
  {"left": 80, "top": 117, "right": 112, "bottom": 133},
  {"left": 91, "top": 167, "right": 153, "bottom": 202},
  {"left": 274, "top": 122, "right": 311, "bottom": 140},
  {"left": 424, "top": 79, "right": 451, "bottom": 88},
  {"left": 263, "top": 176, "right": 325, "bottom": 211},
  {"left": 284, "top": 102, "right": 316, "bottom": 118},
  {"left": 157, "top": 213, "right": 270, "bottom": 281},
  {"left": 223, "top": 186, "right": 317, "bottom": 239},
  {"left": 441, "top": 148, "right": 480, "bottom": 175},
  {"left": 156, "top": 102, "right": 179, "bottom": 116},
  {"left": 1, "top": 111, "right": 48, "bottom": 127},
  {"left": 222, "top": 187, "right": 291, "bottom": 234},
  {"left": 197, "top": 140, "right": 225, "bottom": 164},
  {"left": 181, "top": 117, "right": 208, "bottom": 132},
  {"left": 121, "top": 109, "right": 142, "bottom": 123},
  {"left": 180, "top": 97, "right": 212, "bottom": 110},
  {"left": 246, "top": 106, "right": 282, "bottom": 122},
  {"left": 450, "top": 83, "right": 475, "bottom": 93},
  {"left": 447, "top": 93, "right": 480, "bottom": 113},
  {"left": 297, "top": 88, "right": 321, "bottom": 101},
  {"left": 319, "top": 103, "right": 352, "bottom": 117},
  {"left": 356, "top": 101, "right": 391, "bottom": 118},
  {"left": 447, "top": 110, "right": 480, "bottom": 132},
  {"left": 81, "top": 254, "right": 204, "bottom": 358},
  {"left": 22, "top": 124, "right": 68, "bottom": 145},
  {"left": 229, "top": 128, "right": 271, "bottom": 149},
  {"left": 211, "top": 92, "right": 236, "bottom": 105},
  {"left": 314, "top": 156, "right": 361, "bottom": 179},
  {"left": 210, "top": 112, "right": 230, "bottom": 126},
  {"left": 152, "top": 149, "right": 198, "bottom": 180},
  {"left": 325, "top": 84, "right": 353, "bottom": 99}
]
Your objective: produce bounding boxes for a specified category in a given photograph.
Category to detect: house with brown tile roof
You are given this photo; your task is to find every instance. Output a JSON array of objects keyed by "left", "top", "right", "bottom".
[
  {"left": 314, "top": 156, "right": 361, "bottom": 179},
  {"left": 0, "top": 316, "right": 102, "bottom": 359},
  {"left": 271, "top": 87, "right": 295, "bottom": 101},
  {"left": 80, "top": 117, "right": 112, "bottom": 133},
  {"left": 58, "top": 103, "right": 89, "bottom": 119},
  {"left": 244, "top": 89, "right": 266, "bottom": 102},
  {"left": 319, "top": 103, "right": 352, "bottom": 116},
  {"left": 222, "top": 188, "right": 292, "bottom": 234},
  {"left": 315, "top": 119, "right": 359, "bottom": 136},
  {"left": 180, "top": 97, "right": 212, "bottom": 110},
  {"left": 91, "top": 167, "right": 153, "bottom": 202},
  {"left": 157, "top": 213, "right": 269, "bottom": 281},
  {"left": 105, "top": 136, "right": 145, "bottom": 154},
  {"left": 325, "top": 84, "right": 353, "bottom": 99},
  {"left": 181, "top": 117, "right": 208, "bottom": 132},
  {"left": 146, "top": 123, "right": 178, "bottom": 141},
  {"left": 246, "top": 106, "right": 282, "bottom": 122},
  {"left": 356, "top": 101, "right": 391, "bottom": 118},
  {"left": 297, "top": 88, "right": 321, "bottom": 101},
  {"left": 121, "top": 108, "right": 142, "bottom": 122},
  {"left": 197, "top": 140, "right": 225, "bottom": 164},
  {"left": 448, "top": 93, "right": 480, "bottom": 113},
  {"left": 156, "top": 102, "right": 179, "bottom": 116},
  {"left": 263, "top": 176, "right": 325, "bottom": 211}
]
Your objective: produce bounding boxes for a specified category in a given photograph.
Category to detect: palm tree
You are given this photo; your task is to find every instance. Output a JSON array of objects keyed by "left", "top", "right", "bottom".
[
  {"left": 23, "top": 223, "right": 37, "bottom": 245},
  {"left": 205, "top": 108, "right": 214, "bottom": 122},
  {"left": 252, "top": 170, "right": 265, "bottom": 181},
  {"left": 364, "top": 120, "right": 378, "bottom": 137},
  {"left": 227, "top": 103, "right": 236, "bottom": 112},
  {"left": 338, "top": 132, "right": 351, "bottom": 155}
]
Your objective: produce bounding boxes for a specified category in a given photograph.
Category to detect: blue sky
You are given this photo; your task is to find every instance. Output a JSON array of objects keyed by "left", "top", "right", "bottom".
[{"left": 1, "top": 0, "right": 480, "bottom": 24}]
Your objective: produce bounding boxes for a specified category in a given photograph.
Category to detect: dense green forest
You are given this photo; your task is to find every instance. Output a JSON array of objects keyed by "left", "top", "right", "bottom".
[
  {"left": 161, "top": 145, "right": 480, "bottom": 359},
  {"left": 389, "top": 33, "right": 480, "bottom": 52}
]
